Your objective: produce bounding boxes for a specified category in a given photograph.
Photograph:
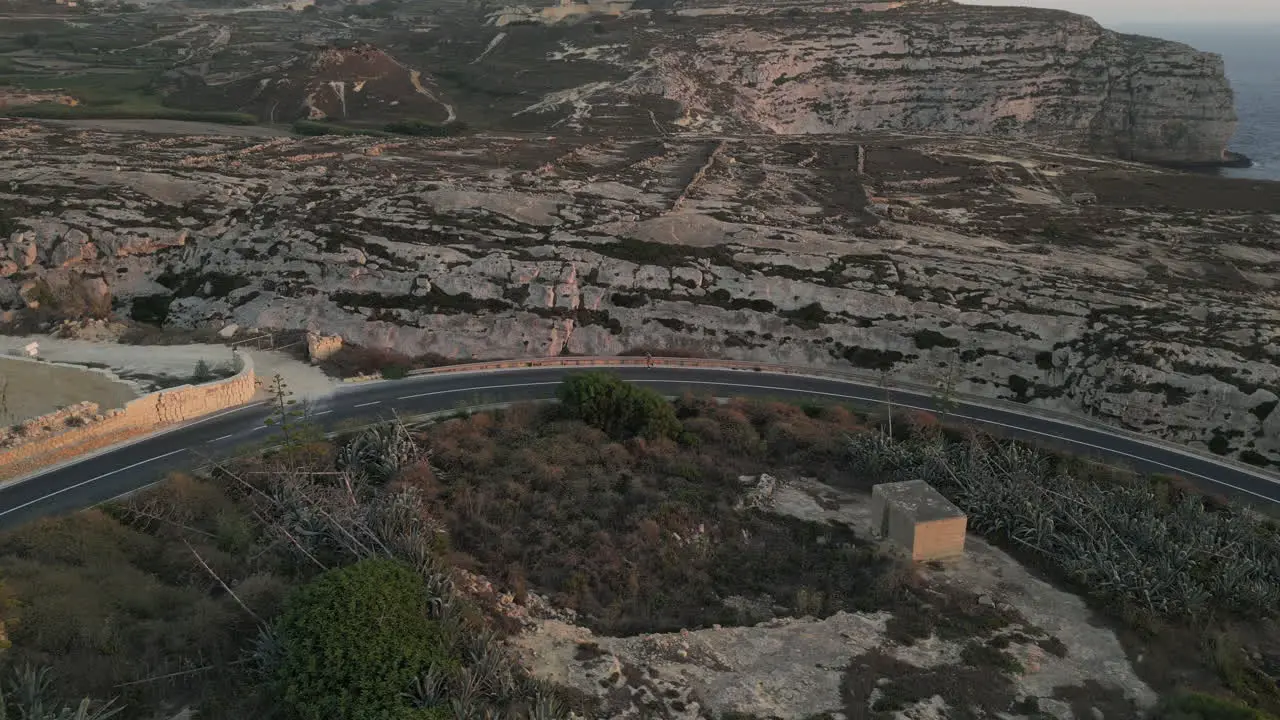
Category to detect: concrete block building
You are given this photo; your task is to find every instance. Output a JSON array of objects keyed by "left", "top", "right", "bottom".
[{"left": 870, "top": 480, "right": 967, "bottom": 561}]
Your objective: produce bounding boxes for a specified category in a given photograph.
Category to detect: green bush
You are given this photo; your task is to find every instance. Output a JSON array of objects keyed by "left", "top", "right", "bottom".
[
  {"left": 1152, "top": 692, "right": 1278, "bottom": 720},
  {"left": 273, "top": 559, "right": 452, "bottom": 720},
  {"left": 557, "top": 372, "right": 680, "bottom": 440},
  {"left": 384, "top": 119, "right": 470, "bottom": 137},
  {"left": 380, "top": 363, "right": 409, "bottom": 380},
  {"left": 291, "top": 119, "right": 391, "bottom": 138}
]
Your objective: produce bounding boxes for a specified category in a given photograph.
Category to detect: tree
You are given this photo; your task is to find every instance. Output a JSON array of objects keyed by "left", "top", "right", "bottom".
[
  {"left": 879, "top": 367, "right": 894, "bottom": 438},
  {"left": 932, "top": 352, "right": 961, "bottom": 421},
  {"left": 263, "top": 373, "right": 305, "bottom": 447},
  {"left": 557, "top": 372, "right": 680, "bottom": 440},
  {"left": 272, "top": 559, "right": 452, "bottom": 720}
]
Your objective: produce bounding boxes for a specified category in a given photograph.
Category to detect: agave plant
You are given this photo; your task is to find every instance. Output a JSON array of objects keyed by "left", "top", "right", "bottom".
[
  {"left": 529, "top": 692, "right": 565, "bottom": 720},
  {"left": 0, "top": 665, "right": 122, "bottom": 720},
  {"left": 405, "top": 667, "right": 451, "bottom": 709},
  {"left": 336, "top": 420, "right": 423, "bottom": 485},
  {"left": 246, "top": 624, "right": 285, "bottom": 680},
  {"left": 848, "top": 430, "right": 1280, "bottom": 621}
]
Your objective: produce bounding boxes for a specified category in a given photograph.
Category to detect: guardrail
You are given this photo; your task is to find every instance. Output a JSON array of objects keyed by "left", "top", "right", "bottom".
[{"left": 400, "top": 355, "right": 1280, "bottom": 483}]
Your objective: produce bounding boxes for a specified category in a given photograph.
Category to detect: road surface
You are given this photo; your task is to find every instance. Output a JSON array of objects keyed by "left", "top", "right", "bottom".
[{"left": 1, "top": 365, "right": 1276, "bottom": 530}]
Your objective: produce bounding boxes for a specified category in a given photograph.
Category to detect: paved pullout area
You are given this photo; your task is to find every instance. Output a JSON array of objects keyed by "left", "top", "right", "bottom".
[
  {"left": 0, "top": 365, "right": 1277, "bottom": 531},
  {"left": 0, "top": 335, "right": 339, "bottom": 398},
  {"left": 0, "top": 356, "right": 137, "bottom": 424}
]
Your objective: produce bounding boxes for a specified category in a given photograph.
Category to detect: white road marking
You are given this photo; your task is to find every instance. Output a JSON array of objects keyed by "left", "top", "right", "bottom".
[
  {"left": 0, "top": 449, "right": 187, "bottom": 519},
  {"left": 208, "top": 434, "right": 233, "bottom": 443},
  {"left": 188, "top": 401, "right": 267, "bottom": 426},
  {"left": 396, "top": 381, "right": 561, "bottom": 401},
  {"left": 353, "top": 401, "right": 381, "bottom": 408},
  {"left": 310, "top": 410, "right": 333, "bottom": 416},
  {"left": 635, "top": 379, "right": 1280, "bottom": 502},
  {"left": 249, "top": 426, "right": 267, "bottom": 433}
]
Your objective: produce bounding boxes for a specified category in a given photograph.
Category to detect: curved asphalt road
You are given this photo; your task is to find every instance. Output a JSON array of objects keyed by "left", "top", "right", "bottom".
[{"left": 0, "top": 365, "right": 1277, "bottom": 530}]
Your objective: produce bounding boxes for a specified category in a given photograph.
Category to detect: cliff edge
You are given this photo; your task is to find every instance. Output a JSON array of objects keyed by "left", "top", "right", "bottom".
[{"left": 474, "top": 0, "right": 1238, "bottom": 164}]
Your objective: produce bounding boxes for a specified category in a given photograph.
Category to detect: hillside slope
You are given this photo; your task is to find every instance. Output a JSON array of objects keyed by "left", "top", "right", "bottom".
[{"left": 1, "top": 122, "right": 1276, "bottom": 467}]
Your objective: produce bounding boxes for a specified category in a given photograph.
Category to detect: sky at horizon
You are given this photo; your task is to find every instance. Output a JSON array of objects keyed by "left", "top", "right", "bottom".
[{"left": 956, "top": 0, "right": 1280, "bottom": 27}]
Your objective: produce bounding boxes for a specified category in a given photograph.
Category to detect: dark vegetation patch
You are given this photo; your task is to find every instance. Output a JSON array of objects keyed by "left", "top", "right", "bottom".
[
  {"left": 331, "top": 288, "right": 509, "bottom": 316},
  {"left": 835, "top": 344, "right": 907, "bottom": 370},
  {"left": 383, "top": 118, "right": 471, "bottom": 137},
  {"left": 912, "top": 329, "right": 960, "bottom": 350},
  {"left": 848, "top": 428, "right": 1280, "bottom": 717},
  {"left": 840, "top": 648, "right": 1019, "bottom": 717},
  {"left": 156, "top": 270, "right": 251, "bottom": 299},
  {"left": 291, "top": 119, "right": 393, "bottom": 138},
  {"left": 610, "top": 292, "right": 648, "bottom": 309},
  {"left": 884, "top": 583, "right": 1021, "bottom": 647},
  {"left": 781, "top": 302, "right": 832, "bottom": 330},
  {"left": 418, "top": 390, "right": 912, "bottom": 635},
  {"left": 317, "top": 343, "right": 461, "bottom": 379}
]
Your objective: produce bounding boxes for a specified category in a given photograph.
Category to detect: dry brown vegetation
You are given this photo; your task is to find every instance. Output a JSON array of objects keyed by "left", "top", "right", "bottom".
[
  {"left": 0, "top": 386, "right": 1274, "bottom": 718},
  {"left": 414, "top": 395, "right": 902, "bottom": 635}
]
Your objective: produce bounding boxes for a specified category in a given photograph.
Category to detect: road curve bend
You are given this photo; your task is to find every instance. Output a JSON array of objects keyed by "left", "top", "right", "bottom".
[{"left": 0, "top": 363, "right": 1276, "bottom": 530}]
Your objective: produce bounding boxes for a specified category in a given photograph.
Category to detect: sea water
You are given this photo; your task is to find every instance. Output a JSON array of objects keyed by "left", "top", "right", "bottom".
[{"left": 1119, "top": 22, "right": 1280, "bottom": 181}]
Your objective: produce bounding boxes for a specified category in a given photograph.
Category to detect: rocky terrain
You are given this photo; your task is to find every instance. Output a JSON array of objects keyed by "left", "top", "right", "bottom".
[
  {"left": 1, "top": 120, "right": 1277, "bottom": 468},
  {"left": 501, "top": 476, "right": 1157, "bottom": 719}
]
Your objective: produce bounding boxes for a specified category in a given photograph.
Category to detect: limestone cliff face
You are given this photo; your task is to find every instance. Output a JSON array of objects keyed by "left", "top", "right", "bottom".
[{"left": 507, "top": 2, "right": 1237, "bottom": 163}]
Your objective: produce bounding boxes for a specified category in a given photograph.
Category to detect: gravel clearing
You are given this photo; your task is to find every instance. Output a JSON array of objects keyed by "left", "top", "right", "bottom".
[
  {"left": 0, "top": 335, "right": 340, "bottom": 400},
  {"left": 0, "top": 356, "right": 137, "bottom": 425}
]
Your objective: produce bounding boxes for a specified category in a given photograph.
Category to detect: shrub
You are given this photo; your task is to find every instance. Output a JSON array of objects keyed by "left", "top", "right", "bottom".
[
  {"left": 272, "top": 558, "right": 451, "bottom": 720},
  {"left": 557, "top": 372, "right": 680, "bottom": 440},
  {"left": 291, "top": 120, "right": 390, "bottom": 138},
  {"left": 318, "top": 345, "right": 457, "bottom": 379},
  {"left": 384, "top": 119, "right": 470, "bottom": 137},
  {"left": 191, "top": 359, "right": 214, "bottom": 384}
]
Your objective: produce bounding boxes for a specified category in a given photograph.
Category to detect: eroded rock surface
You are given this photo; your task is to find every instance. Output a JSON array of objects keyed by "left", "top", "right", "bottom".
[{"left": 1, "top": 121, "right": 1277, "bottom": 466}]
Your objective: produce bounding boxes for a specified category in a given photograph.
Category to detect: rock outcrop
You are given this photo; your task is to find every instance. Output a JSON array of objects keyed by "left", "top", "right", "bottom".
[{"left": 1, "top": 121, "right": 1277, "bottom": 469}]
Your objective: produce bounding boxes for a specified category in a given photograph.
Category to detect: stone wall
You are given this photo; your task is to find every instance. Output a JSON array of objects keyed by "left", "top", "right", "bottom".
[
  {"left": 306, "top": 331, "right": 343, "bottom": 364},
  {"left": 0, "top": 355, "right": 256, "bottom": 476}
]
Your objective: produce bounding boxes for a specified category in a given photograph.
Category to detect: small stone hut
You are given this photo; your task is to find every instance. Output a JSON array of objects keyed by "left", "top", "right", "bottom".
[{"left": 870, "top": 480, "right": 967, "bottom": 561}]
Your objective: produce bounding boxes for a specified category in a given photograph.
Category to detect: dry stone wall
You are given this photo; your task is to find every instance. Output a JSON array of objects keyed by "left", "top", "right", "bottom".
[{"left": 0, "top": 355, "right": 256, "bottom": 476}]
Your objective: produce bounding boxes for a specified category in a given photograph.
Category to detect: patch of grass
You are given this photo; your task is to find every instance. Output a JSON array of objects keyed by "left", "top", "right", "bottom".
[
  {"left": 1152, "top": 692, "right": 1279, "bottom": 720},
  {"left": 4, "top": 103, "right": 257, "bottom": 125},
  {"left": 841, "top": 648, "right": 1019, "bottom": 717},
  {"left": 384, "top": 118, "right": 470, "bottom": 137},
  {"left": 291, "top": 119, "right": 392, "bottom": 137},
  {"left": 961, "top": 641, "right": 1023, "bottom": 674}
]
